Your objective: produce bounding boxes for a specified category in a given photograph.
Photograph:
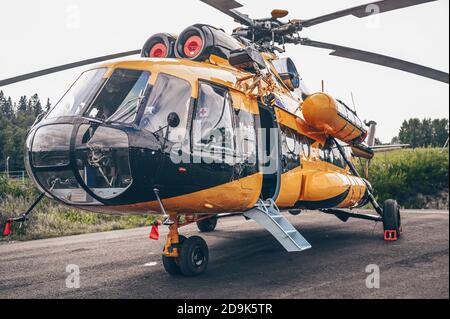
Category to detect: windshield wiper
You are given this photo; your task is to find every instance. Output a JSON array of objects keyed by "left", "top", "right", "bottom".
[{"left": 106, "top": 97, "right": 141, "bottom": 123}]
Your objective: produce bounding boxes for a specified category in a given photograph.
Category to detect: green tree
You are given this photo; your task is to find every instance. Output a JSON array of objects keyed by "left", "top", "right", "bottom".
[
  {"left": 0, "top": 93, "right": 52, "bottom": 171},
  {"left": 17, "top": 96, "right": 28, "bottom": 114},
  {"left": 45, "top": 98, "right": 52, "bottom": 112},
  {"left": 0, "top": 91, "right": 14, "bottom": 120},
  {"left": 399, "top": 118, "right": 422, "bottom": 148},
  {"left": 398, "top": 118, "right": 449, "bottom": 148},
  {"left": 420, "top": 118, "right": 433, "bottom": 147},
  {"left": 432, "top": 118, "right": 449, "bottom": 147},
  {"left": 29, "top": 94, "right": 43, "bottom": 117}
]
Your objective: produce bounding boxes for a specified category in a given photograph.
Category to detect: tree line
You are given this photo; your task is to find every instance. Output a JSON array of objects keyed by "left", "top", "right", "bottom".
[
  {"left": 392, "top": 118, "right": 449, "bottom": 148},
  {"left": 0, "top": 91, "right": 51, "bottom": 171}
]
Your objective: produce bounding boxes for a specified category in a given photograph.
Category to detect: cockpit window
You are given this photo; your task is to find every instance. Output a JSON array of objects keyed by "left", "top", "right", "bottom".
[
  {"left": 47, "top": 68, "right": 107, "bottom": 119},
  {"left": 192, "top": 83, "right": 236, "bottom": 164},
  {"left": 85, "top": 69, "right": 150, "bottom": 123},
  {"left": 139, "top": 74, "right": 192, "bottom": 143}
]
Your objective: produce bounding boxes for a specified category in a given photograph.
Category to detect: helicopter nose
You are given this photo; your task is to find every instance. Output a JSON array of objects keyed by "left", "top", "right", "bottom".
[{"left": 26, "top": 123, "right": 134, "bottom": 204}]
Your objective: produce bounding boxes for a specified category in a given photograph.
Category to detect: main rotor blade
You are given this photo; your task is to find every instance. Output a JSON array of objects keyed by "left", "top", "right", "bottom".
[
  {"left": 301, "top": 0, "right": 439, "bottom": 28},
  {"left": 301, "top": 39, "right": 449, "bottom": 84},
  {"left": 0, "top": 50, "right": 141, "bottom": 87},
  {"left": 200, "top": 0, "right": 254, "bottom": 27}
]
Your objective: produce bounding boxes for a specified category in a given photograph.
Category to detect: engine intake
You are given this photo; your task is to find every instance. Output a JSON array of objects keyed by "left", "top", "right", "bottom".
[
  {"left": 175, "top": 24, "right": 242, "bottom": 61},
  {"left": 141, "top": 33, "right": 177, "bottom": 58}
]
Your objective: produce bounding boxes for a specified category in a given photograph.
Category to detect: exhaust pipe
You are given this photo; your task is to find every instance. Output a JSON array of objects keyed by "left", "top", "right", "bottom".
[{"left": 365, "top": 121, "right": 378, "bottom": 147}]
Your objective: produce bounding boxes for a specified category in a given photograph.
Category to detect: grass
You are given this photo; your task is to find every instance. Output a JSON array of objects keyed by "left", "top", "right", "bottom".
[
  {"left": 360, "top": 148, "right": 449, "bottom": 209},
  {"left": 0, "top": 178, "right": 157, "bottom": 242}
]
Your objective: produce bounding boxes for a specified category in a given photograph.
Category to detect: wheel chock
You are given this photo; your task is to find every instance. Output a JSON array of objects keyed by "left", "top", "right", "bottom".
[
  {"left": 384, "top": 230, "right": 398, "bottom": 241},
  {"left": 149, "top": 221, "right": 162, "bottom": 241}
]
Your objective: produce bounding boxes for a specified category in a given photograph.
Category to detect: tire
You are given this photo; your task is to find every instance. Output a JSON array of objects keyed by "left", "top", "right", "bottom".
[
  {"left": 162, "top": 255, "right": 182, "bottom": 276},
  {"left": 197, "top": 216, "right": 218, "bottom": 233},
  {"left": 289, "top": 209, "right": 302, "bottom": 216},
  {"left": 383, "top": 199, "right": 402, "bottom": 237},
  {"left": 162, "top": 235, "right": 186, "bottom": 276},
  {"left": 178, "top": 236, "right": 209, "bottom": 277}
]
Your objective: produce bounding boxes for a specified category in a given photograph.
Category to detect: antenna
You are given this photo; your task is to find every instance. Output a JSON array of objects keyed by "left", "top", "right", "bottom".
[
  {"left": 321, "top": 80, "right": 325, "bottom": 92},
  {"left": 350, "top": 92, "right": 358, "bottom": 114},
  {"left": 442, "top": 137, "right": 449, "bottom": 153}
]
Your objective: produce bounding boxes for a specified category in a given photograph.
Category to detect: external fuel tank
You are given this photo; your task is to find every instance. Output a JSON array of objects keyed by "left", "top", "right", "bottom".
[{"left": 302, "top": 93, "right": 368, "bottom": 144}]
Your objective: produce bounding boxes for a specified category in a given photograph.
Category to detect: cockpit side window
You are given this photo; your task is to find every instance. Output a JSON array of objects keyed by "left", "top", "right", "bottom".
[
  {"left": 192, "top": 82, "right": 236, "bottom": 164},
  {"left": 139, "top": 74, "right": 192, "bottom": 143},
  {"left": 280, "top": 125, "right": 301, "bottom": 173}
]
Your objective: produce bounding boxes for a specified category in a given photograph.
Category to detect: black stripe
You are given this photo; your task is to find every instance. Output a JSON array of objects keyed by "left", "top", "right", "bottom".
[{"left": 294, "top": 187, "right": 351, "bottom": 210}]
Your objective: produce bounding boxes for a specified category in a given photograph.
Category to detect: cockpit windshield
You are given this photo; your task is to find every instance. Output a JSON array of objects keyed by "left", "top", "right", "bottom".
[
  {"left": 85, "top": 69, "right": 150, "bottom": 123},
  {"left": 47, "top": 68, "right": 107, "bottom": 119}
]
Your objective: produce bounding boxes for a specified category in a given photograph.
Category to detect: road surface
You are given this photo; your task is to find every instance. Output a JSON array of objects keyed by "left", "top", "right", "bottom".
[{"left": 0, "top": 210, "right": 448, "bottom": 299}]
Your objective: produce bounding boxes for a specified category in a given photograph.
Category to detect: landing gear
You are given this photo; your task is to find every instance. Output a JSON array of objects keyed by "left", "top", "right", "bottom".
[
  {"left": 196, "top": 216, "right": 218, "bottom": 233},
  {"left": 162, "top": 236, "right": 209, "bottom": 277},
  {"left": 162, "top": 235, "right": 186, "bottom": 276},
  {"left": 332, "top": 138, "right": 404, "bottom": 241},
  {"left": 383, "top": 199, "right": 402, "bottom": 241},
  {"left": 288, "top": 209, "right": 302, "bottom": 216},
  {"left": 178, "top": 236, "right": 209, "bottom": 276},
  {"left": 162, "top": 215, "right": 210, "bottom": 277}
]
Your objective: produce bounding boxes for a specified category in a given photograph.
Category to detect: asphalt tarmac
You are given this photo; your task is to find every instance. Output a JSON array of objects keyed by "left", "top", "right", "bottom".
[{"left": 0, "top": 210, "right": 448, "bottom": 299}]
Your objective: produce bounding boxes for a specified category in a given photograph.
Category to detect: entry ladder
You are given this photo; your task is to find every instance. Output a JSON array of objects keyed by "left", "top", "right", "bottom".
[{"left": 244, "top": 199, "right": 312, "bottom": 252}]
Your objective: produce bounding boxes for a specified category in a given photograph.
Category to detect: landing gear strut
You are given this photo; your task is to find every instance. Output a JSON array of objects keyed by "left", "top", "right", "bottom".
[
  {"left": 162, "top": 214, "right": 210, "bottom": 277},
  {"left": 332, "top": 138, "right": 403, "bottom": 241}
]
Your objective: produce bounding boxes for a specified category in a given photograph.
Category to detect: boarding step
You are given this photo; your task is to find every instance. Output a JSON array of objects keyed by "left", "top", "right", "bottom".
[{"left": 244, "top": 199, "right": 312, "bottom": 253}]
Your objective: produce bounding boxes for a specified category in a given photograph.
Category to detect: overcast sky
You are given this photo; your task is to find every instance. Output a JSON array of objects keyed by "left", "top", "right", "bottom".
[{"left": 0, "top": 0, "right": 448, "bottom": 142}]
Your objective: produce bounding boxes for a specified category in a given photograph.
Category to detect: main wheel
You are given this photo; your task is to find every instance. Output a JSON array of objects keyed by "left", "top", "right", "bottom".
[
  {"left": 383, "top": 199, "right": 402, "bottom": 238},
  {"left": 197, "top": 216, "right": 218, "bottom": 233},
  {"left": 178, "top": 236, "right": 209, "bottom": 277},
  {"left": 162, "top": 235, "right": 186, "bottom": 276},
  {"left": 288, "top": 209, "right": 302, "bottom": 216}
]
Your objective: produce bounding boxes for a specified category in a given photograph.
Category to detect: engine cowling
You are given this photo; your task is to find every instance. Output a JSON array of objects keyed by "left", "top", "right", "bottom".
[
  {"left": 141, "top": 33, "right": 177, "bottom": 58},
  {"left": 175, "top": 24, "right": 242, "bottom": 61},
  {"left": 302, "top": 93, "right": 368, "bottom": 144}
]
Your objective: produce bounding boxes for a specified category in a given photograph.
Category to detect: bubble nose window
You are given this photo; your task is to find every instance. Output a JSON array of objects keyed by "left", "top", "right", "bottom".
[
  {"left": 35, "top": 170, "right": 100, "bottom": 204},
  {"left": 31, "top": 124, "right": 72, "bottom": 167},
  {"left": 75, "top": 125, "right": 132, "bottom": 199}
]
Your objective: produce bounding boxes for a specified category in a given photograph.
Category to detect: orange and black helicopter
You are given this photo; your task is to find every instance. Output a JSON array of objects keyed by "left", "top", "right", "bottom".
[{"left": 1, "top": 0, "right": 449, "bottom": 276}]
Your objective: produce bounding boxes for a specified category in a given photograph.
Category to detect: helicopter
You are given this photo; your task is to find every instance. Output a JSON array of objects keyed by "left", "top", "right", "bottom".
[{"left": 1, "top": 0, "right": 448, "bottom": 277}]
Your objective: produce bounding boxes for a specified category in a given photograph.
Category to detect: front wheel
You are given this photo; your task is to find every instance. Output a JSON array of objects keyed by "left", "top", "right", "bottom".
[{"left": 178, "top": 236, "right": 209, "bottom": 277}]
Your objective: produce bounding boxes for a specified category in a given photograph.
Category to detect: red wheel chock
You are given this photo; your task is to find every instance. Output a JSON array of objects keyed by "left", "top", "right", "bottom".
[
  {"left": 149, "top": 220, "right": 162, "bottom": 241},
  {"left": 384, "top": 230, "right": 398, "bottom": 241},
  {"left": 3, "top": 219, "right": 13, "bottom": 237}
]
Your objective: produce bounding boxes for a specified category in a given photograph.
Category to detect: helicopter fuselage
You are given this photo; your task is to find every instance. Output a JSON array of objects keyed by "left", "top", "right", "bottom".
[{"left": 25, "top": 58, "right": 370, "bottom": 217}]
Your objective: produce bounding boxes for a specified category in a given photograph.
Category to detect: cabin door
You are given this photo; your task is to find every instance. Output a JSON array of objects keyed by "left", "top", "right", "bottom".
[
  {"left": 258, "top": 104, "right": 281, "bottom": 200},
  {"left": 273, "top": 107, "right": 303, "bottom": 209}
]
